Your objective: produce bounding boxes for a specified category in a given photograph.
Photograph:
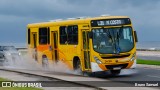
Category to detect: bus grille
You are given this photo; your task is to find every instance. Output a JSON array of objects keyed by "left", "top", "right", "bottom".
[
  {"left": 101, "top": 54, "right": 130, "bottom": 59},
  {"left": 105, "top": 64, "right": 128, "bottom": 70}
]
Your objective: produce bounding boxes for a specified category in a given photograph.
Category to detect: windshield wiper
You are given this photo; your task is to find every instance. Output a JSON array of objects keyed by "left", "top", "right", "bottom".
[
  {"left": 106, "top": 29, "right": 114, "bottom": 44},
  {"left": 105, "top": 27, "right": 123, "bottom": 54},
  {"left": 115, "top": 26, "right": 123, "bottom": 54},
  {"left": 107, "top": 29, "right": 119, "bottom": 54},
  {"left": 105, "top": 29, "right": 117, "bottom": 54},
  {"left": 117, "top": 26, "right": 123, "bottom": 42}
]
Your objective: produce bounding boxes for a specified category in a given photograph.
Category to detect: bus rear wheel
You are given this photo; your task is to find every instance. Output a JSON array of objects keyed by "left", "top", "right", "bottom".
[
  {"left": 42, "top": 55, "right": 49, "bottom": 69},
  {"left": 110, "top": 70, "right": 121, "bottom": 76}
]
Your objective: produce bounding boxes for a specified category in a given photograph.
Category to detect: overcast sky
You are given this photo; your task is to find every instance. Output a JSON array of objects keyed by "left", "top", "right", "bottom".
[{"left": 0, "top": 0, "right": 160, "bottom": 43}]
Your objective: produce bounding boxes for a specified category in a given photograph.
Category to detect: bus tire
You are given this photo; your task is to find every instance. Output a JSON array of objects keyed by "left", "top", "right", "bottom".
[
  {"left": 88, "top": 72, "right": 96, "bottom": 77},
  {"left": 74, "top": 59, "right": 83, "bottom": 75},
  {"left": 42, "top": 55, "right": 49, "bottom": 69},
  {"left": 110, "top": 70, "right": 121, "bottom": 76}
]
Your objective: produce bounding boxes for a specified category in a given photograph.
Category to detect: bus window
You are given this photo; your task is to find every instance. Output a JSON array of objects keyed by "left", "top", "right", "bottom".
[
  {"left": 39, "top": 27, "right": 50, "bottom": 44},
  {"left": 67, "top": 25, "right": 78, "bottom": 44},
  {"left": 60, "top": 26, "right": 67, "bottom": 44},
  {"left": 28, "top": 28, "right": 30, "bottom": 44},
  {"left": 60, "top": 25, "right": 78, "bottom": 45},
  {"left": 47, "top": 27, "right": 50, "bottom": 44}
]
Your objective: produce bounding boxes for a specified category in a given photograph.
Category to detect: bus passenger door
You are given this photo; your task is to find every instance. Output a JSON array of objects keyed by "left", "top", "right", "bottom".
[
  {"left": 82, "top": 30, "right": 91, "bottom": 71},
  {"left": 32, "top": 33, "right": 38, "bottom": 61},
  {"left": 51, "top": 31, "right": 58, "bottom": 62}
]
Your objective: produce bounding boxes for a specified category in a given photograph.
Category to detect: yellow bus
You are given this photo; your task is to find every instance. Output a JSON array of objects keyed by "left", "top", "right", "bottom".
[{"left": 27, "top": 16, "right": 138, "bottom": 75}]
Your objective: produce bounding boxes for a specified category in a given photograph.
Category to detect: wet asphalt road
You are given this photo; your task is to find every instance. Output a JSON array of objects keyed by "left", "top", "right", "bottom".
[{"left": 101, "top": 67, "right": 160, "bottom": 81}]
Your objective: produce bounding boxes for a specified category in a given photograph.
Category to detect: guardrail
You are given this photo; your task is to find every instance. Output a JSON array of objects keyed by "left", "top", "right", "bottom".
[{"left": 137, "top": 49, "right": 160, "bottom": 51}]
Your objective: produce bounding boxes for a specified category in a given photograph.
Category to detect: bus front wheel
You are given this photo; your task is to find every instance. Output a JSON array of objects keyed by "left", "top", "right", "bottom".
[{"left": 75, "top": 60, "right": 83, "bottom": 75}]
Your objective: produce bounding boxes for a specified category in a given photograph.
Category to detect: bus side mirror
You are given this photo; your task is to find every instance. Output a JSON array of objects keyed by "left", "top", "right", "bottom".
[
  {"left": 134, "top": 31, "right": 138, "bottom": 42},
  {"left": 88, "top": 32, "right": 93, "bottom": 39}
]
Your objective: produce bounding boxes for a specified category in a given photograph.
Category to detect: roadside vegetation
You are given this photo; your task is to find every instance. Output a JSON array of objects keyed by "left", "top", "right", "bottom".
[
  {"left": 0, "top": 77, "right": 42, "bottom": 90},
  {"left": 137, "top": 59, "right": 160, "bottom": 66}
]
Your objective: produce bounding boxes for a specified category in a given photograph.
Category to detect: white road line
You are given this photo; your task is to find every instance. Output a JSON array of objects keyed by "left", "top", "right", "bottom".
[{"left": 147, "top": 75, "right": 160, "bottom": 79}]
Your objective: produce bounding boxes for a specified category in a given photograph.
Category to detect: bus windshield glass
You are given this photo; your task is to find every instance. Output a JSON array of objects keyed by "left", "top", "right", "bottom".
[{"left": 92, "top": 27, "right": 134, "bottom": 54}]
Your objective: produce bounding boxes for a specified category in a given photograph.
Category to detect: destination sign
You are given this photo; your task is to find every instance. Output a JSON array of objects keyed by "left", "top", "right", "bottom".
[{"left": 91, "top": 18, "right": 131, "bottom": 27}]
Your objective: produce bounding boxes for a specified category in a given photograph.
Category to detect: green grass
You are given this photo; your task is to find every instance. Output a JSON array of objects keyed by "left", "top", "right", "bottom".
[
  {"left": 0, "top": 77, "right": 43, "bottom": 90},
  {"left": 0, "top": 77, "right": 10, "bottom": 81},
  {"left": 137, "top": 59, "right": 160, "bottom": 66}
]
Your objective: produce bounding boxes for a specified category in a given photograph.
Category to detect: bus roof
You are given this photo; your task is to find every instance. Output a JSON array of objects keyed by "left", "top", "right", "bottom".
[{"left": 27, "top": 16, "right": 129, "bottom": 28}]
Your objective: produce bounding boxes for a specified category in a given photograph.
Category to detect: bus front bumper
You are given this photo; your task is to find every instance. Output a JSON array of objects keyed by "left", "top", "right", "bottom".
[{"left": 91, "top": 60, "right": 136, "bottom": 72}]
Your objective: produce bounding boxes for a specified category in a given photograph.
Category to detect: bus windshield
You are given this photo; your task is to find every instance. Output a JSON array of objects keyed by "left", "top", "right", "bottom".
[{"left": 92, "top": 27, "right": 134, "bottom": 54}]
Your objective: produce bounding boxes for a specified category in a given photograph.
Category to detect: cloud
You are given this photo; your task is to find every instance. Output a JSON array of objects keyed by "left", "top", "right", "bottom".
[{"left": 0, "top": 0, "right": 160, "bottom": 42}]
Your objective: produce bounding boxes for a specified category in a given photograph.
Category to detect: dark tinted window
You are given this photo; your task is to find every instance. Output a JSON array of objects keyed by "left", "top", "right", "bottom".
[
  {"left": 28, "top": 29, "right": 30, "bottom": 44},
  {"left": 47, "top": 28, "right": 50, "bottom": 44},
  {"left": 60, "top": 26, "right": 67, "bottom": 44},
  {"left": 39, "top": 27, "right": 50, "bottom": 44},
  {"left": 67, "top": 25, "right": 78, "bottom": 44},
  {"left": 59, "top": 25, "right": 78, "bottom": 45}
]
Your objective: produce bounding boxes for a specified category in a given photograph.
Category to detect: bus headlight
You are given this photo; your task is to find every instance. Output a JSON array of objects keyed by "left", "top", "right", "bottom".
[
  {"left": 130, "top": 53, "right": 136, "bottom": 61},
  {"left": 94, "top": 56, "right": 102, "bottom": 64}
]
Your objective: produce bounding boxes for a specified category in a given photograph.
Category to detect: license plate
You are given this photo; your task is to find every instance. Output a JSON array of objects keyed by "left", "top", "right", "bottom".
[{"left": 113, "top": 67, "right": 121, "bottom": 70}]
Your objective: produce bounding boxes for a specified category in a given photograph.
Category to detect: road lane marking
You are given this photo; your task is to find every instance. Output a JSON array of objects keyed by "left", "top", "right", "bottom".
[{"left": 147, "top": 75, "right": 160, "bottom": 79}]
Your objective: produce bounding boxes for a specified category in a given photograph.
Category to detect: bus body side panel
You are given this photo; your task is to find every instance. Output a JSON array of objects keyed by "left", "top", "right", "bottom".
[
  {"left": 27, "top": 27, "right": 39, "bottom": 62},
  {"left": 57, "top": 25, "right": 83, "bottom": 70}
]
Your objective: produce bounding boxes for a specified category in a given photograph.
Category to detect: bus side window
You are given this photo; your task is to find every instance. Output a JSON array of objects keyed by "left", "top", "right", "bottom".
[
  {"left": 39, "top": 27, "right": 49, "bottom": 44},
  {"left": 67, "top": 25, "right": 78, "bottom": 44},
  {"left": 28, "top": 28, "right": 30, "bottom": 44},
  {"left": 60, "top": 25, "right": 78, "bottom": 45},
  {"left": 60, "top": 26, "right": 67, "bottom": 44}
]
